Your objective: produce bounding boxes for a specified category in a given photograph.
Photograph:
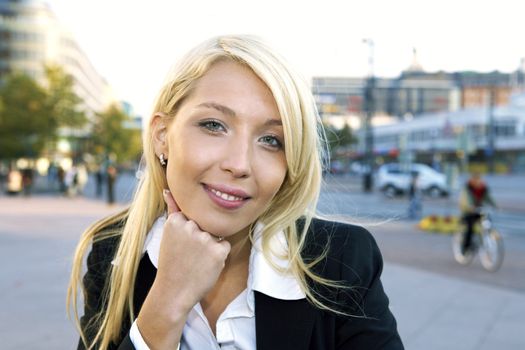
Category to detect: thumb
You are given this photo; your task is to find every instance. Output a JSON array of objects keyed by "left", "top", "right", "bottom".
[{"left": 162, "top": 189, "right": 180, "bottom": 215}]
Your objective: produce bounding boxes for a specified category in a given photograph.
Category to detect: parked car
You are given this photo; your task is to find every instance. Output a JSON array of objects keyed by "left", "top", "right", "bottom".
[{"left": 376, "top": 163, "right": 449, "bottom": 198}]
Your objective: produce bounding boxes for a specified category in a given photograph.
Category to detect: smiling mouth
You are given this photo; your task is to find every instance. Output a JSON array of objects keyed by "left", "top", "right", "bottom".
[
  {"left": 203, "top": 184, "right": 251, "bottom": 208},
  {"left": 209, "top": 188, "right": 245, "bottom": 202}
]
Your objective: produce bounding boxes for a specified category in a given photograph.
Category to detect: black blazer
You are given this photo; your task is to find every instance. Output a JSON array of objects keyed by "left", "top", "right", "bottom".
[{"left": 78, "top": 218, "right": 404, "bottom": 349}]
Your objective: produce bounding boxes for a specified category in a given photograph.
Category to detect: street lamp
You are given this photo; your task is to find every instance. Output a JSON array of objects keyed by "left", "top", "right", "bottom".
[
  {"left": 362, "top": 38, "right": 375, "bottom": 192},
  {"left": 486, "top": 88, "right": 495, "bottom": 174}
]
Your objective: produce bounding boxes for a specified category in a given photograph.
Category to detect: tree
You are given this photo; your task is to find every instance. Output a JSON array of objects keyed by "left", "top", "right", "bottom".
[
  {"left": 324, "top": 123, "right": 355, "bottom": 156},
  {"left": 0, "top": 66, "right": 87, "bottom": 159},
  {"left": 0, "top": 73, "right": 52, "bottom": 159},
  {"left": 44, "top": 65, "right": 86, "bottom": 129},
  {"left": 90, "top": 104, "right": 142, "bottom": 163}
]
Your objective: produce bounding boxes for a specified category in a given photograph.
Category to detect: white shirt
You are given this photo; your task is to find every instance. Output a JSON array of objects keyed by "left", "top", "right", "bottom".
[{"left": 129, "top": 217, "right": 305, "bottom": 349}]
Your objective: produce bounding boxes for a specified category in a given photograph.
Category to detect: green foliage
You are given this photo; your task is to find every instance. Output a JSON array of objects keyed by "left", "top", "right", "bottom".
[
  {"left": 0, "top": 66, "right": 143, "bottom": 164},
  {"left": 45, "top": 65, "right": 87, "bottom": 128},
  {"left": 0, "top": 66, "right": 87, "bottom": 159},
  {"left": 324, "top": 123, "right": 355, "bottom": 156},
  {"left": 0, "top": 73, "right": 52, "bottom": 158},
  {"left": 90, "top": 104, "right": 142, "bottom": 163}
]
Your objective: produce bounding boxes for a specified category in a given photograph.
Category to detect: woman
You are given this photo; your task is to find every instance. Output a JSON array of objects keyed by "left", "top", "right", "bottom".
[{"left": 68, "top": 35, "right": 403, "bottom": 350}]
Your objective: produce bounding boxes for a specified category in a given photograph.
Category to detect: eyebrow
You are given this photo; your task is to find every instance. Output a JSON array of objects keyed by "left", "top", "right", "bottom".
[
  {"left": 196, "top": 101, "right": 282, "bottom": 127},
  {"left": 197, "top": 102, "right": 236, "bottom": 117}
]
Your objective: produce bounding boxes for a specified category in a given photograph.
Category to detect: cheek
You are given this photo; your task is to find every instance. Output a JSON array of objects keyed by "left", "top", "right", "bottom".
[
  {"left": 257, "top": 156, "right": 287, "bottom": 199},
  {"left": 165, "top": 136, "right": 207, "bottom": 191}
]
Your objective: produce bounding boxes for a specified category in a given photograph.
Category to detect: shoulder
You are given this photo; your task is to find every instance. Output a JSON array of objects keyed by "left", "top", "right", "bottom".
[
  {"left": 303, "top": 218, "right": 388, "bottom": 314},
  {"left": 85, "top": 220, "right": 125, "bottom": 273},
  {"left": 305, "top": 218, "right": 379, "bottom": 260},
  {"left": 303, "top": 218, "right": 384, "bottom": 282}
]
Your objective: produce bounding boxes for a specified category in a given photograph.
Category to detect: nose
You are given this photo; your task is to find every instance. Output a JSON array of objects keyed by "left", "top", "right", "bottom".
[{"left": 220, "top": 137, "right": 252, "bottom": 178}]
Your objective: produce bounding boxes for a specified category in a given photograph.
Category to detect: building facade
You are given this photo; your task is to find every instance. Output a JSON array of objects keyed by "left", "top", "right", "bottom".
[
  {"left": 313, "top": 69, "right": 524, "bottom": 122},
  {"left": 313, "top": 56, "right": 525, "bottom": 173},
  {"left": 0, "top": 0, "right": 114, "bottom": 117},
  {"left": 361, "top": 93, "right": 525, "bottom": 173},
  {"left": 313, "top": 73, "right": 460, "bottom": 120}
]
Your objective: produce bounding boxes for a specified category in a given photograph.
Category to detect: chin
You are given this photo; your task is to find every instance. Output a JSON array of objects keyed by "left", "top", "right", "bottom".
[{"left": 194, "top": 217, "right": 252, "bottom": 238}]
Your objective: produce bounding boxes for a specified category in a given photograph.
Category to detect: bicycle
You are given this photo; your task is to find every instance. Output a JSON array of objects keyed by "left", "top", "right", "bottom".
[{"left": 452, "top": 208, "right": 504, "bottom": 272}]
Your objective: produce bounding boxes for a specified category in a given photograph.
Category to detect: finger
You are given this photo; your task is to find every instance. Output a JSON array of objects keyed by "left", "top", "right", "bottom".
[
  {"left": 163, "top": 189, "right": 180, "bottom": 214},
  {"left": 217, "top": 240, "right": 232, "bottom": 256}
]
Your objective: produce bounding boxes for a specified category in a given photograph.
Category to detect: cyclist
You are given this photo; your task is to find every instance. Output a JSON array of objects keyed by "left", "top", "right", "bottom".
[{"left": 459, "top": 171, "right": 497, "bottom": 253}]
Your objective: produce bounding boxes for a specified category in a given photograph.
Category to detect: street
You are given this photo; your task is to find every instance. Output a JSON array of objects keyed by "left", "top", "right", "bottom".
[
  {"left": 0, "top": 172, "right": 524, "bottom": 349},
  {"left": 0, "top": 196, "right": 126, "bottom": 349},
  {"left": 49, "top": 171, "right": 525, "bottom": 291},
  {"left": 320, "top": 174, "right": 525, "bottom": 292}
]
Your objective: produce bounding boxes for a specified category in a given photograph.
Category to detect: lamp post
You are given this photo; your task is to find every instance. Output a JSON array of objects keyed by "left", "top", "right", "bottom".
[
  {"left": 486, "top": 88, "right": 495, "bottom": 173},
  {"left": 362, "top": 38, "right": 375, "bottom": 192}
]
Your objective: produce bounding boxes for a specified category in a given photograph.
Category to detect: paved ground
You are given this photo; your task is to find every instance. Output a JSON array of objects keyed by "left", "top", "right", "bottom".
[{"left": 0, "top": 194, "right": 524, "bottom": 349}]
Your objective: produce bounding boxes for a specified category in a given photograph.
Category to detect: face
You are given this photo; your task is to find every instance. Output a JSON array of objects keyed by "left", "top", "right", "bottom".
[
  {"left": 470, "top": 173, "right": 482, "bottom": 187},
  {"left": 154, "top": 61, "right": 287, "bottom": 238}
]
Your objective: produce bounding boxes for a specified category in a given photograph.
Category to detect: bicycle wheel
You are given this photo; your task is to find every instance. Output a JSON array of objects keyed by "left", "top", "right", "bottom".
[
  {"left": 479, "top": 229, "right": 504, "bottom": 272},
  {"left": 452, "top": 231, "right": 475, "bottom": 265}
]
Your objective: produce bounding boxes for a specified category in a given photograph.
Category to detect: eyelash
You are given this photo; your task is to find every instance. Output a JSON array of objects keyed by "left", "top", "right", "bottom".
[
  {"left": 197, "top": 119, "right": 284, "bottom": 151},
  {"left": 259, "top": 135, "right": 283, "bottom": 150},
  {"left": 199, "top": 119, "right": 226, "bottom": 133}
]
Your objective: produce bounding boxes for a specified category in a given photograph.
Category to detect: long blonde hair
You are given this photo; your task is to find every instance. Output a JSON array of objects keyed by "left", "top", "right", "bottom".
[{"left": 67, "top": 35, "right": 336, "bottom": 350}]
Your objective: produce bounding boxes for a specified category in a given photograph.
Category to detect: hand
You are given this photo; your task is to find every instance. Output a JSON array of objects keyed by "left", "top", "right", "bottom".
[
  {"left": 156, "top": 189, "right": 231, "bottom": 310},
  {"left": 136, "top": 189, "right": 230, "bottom": 349}
]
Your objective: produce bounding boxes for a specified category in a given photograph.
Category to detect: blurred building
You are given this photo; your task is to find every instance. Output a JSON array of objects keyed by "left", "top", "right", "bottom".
[
  {"left": 313, "top": 51, "right": 524, "bottom": 121},
  {"left": 454, "top": 71, "right": 519, "bottom": 108},
  {"left": 120, "top": 100, "right": 143, "bottom": 130},
  {"left": 314, "top": 50, "right": 525, "bottom": 173},
  {"left": 0, "top": 0, "right": 115, "bottom": 117},
  {"left": 362, "top": 93, "right": 525, "bottom": 173}
]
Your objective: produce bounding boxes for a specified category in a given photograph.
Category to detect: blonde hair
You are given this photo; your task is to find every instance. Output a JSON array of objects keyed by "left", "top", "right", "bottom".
[{"left": 67, "top": 35, "right": 338, "bottom": 350}]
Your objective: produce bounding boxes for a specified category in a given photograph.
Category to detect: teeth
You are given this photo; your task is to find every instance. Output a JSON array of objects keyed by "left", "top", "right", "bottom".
[{"left": 210, "top": 188, "right": 243, "bottom": 201}]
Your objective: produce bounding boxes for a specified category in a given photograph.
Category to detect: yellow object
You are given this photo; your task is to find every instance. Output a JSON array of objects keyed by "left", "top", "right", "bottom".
[{"left": 418, "top": 215, "right": 460, "bottom": 234}]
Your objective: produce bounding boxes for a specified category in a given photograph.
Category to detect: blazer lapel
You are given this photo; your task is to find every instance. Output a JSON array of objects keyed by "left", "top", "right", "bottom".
[
  {"left": 255, "top": 291, "right": 316, "bottom": 350},
  {"left": 134, "top": 255, "right": 319, "bottom": 350},
  {"left": 133, "top": 253, "right": 157, "bottom": 314}
]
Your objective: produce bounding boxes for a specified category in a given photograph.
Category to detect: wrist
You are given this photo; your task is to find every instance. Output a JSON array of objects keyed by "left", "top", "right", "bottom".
[
  {"left": 143, "top": 279, "right": 194, "bottom": 322},
  {"left": 136, "top": 282, "right": 191, "bottom": 349}
]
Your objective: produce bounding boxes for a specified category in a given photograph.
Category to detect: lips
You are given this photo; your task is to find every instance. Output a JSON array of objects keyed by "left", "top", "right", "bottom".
[
  {"left": 203, "top": 184, "right": 251, "bottom": 210},
  {"left": 209, "top": 188, "right": 245, "bottom": 201}
]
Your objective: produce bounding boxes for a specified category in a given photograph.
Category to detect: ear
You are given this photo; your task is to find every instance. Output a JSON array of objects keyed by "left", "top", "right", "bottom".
[{"left": 151, "top": 112, "right": 169, "bottom": 158}]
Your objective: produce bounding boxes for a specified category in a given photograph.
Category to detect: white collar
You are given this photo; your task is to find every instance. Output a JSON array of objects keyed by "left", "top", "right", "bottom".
[{"left": 144, "top": 217, "right": 305, "bottom": 311}]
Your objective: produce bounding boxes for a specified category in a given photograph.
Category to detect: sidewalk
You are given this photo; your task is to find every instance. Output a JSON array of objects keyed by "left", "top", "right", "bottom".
[
  {"left": 383, "top": 263, "right": 525, "bottom": 350},
  {"left": 0, "top": 195, "right": 523, "bottom": 349}
]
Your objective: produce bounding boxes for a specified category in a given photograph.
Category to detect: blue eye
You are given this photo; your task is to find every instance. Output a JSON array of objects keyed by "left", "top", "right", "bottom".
[
  {"left": 199, "top": 120, "right": 226, "bottom": 133},
  {"left": 260, "top": 135, "right": 283, "bottom": 150}
]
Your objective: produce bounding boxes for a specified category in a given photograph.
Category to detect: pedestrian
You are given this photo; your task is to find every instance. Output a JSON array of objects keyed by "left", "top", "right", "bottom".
[
  {"left": 65, "top": 165, "right": 78, "bottom": 197},
  {"left": 106, "top": 165, "right": 117, "bottom": 204},
  {"left": 68, "top": 35, "right": 403, "bottom": 350},
  {"left": 407, "top": 171, "right": 422, "bottom": 219},
  {"left": 76, "top": 163, "right": 89, "bottom": 195},
  {"left": 47, "top": 163, "right": 58, "bottom": 190},
  {"left": 95, "top": 166, "right": 103, "bottom": 197},
  {"left": 6, "top": 166, "right": 23, "bottom": 195},
  {"left": 57, "top": 165, "right": 66, "bottom": 193},
  {"left": 21, "top": 167, "right": 33, "bottom": 196},
  {"left": 0, "top": 163, "right": 8, "bottom": 194}
]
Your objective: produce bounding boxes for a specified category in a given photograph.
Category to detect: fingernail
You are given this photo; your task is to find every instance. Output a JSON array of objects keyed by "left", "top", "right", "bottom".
[{"left": 163, "top": 189, "right": 170, "bottom": 196}]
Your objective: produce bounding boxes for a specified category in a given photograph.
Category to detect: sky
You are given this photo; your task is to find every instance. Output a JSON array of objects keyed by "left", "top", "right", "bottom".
[{"left": 47, "top": 0, "right": 525, "bottom": 118}]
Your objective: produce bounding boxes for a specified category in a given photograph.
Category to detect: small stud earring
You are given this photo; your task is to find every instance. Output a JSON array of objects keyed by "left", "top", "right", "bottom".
[{"left": 159, "top": 153, "right": 167, "bottom": 166}]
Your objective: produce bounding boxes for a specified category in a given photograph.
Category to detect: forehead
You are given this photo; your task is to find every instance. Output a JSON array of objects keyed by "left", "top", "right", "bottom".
[{"left": 187, "top": 61, "right": 280, "bottom": 117}]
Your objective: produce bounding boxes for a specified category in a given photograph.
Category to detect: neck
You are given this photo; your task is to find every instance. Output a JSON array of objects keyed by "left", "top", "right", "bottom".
[{"left": 224, "top": 226, "right": 252, "bottom": 268}]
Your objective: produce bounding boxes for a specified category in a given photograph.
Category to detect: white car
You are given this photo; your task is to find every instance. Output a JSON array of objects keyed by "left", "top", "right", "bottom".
[{"left": 376, "top": 163, "right": 449, "bottom": 198}]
